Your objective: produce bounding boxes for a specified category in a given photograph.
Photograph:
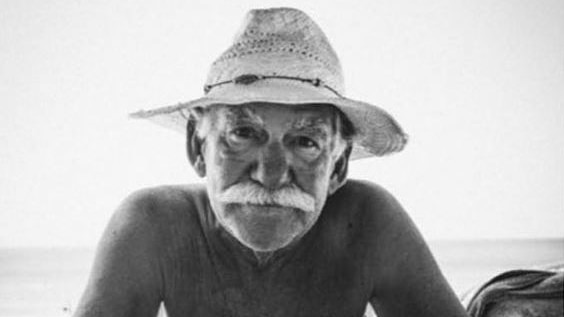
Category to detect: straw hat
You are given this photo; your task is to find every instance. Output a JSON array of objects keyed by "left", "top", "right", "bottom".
[{"left": 130, "top": 7, "right": 408, "bottom": 159}]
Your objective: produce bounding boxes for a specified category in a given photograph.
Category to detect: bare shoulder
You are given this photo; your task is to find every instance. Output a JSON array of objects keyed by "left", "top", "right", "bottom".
[
  {"left": 115, "top": 183, "right": 208, "bottom": 228},
  {"left": 331, "top": 179, "right": 407, "bottom": 236},
  {"left": 121, "top": 183, "right": 208, "bottom": 213},
  {"left": 322, "top": 179, "right": 416, "bottom": 264},
  {"left": 338, "top": 180, "right": 468, "bottom": 316},
  {"left": 334, "top": 179, "right": 431, "bottom": 280},
  {"left": 337, "top": 179, "right": 424, "bottom": 256},
  {"left": 94, "top": 183, "right": 208, "bottom": 261},
  {"left": 92, "top": 183, "right": 209, "bottom": 276},
  {"left": 73, "top": 184, "right": 208, "bottom": 316}
]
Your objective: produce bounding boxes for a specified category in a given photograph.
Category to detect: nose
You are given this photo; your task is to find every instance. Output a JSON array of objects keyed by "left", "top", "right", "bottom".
[{"left": 250, "top": 142, "right": 291, "bottom": 189}]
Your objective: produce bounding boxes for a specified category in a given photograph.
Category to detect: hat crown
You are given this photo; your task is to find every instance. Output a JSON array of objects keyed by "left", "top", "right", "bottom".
[{"left": 206, "top": 7, "right": 345, "bottom": 94}]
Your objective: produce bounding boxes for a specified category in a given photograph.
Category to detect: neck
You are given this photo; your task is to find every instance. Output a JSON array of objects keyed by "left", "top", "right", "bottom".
[{"left": 253, "top": 251, "right": 275, "bottom": 265}]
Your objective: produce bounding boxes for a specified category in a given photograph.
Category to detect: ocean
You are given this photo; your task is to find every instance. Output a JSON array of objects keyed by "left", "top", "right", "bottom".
[{"left": 0, "top": 239, "right": 562, "bottom": 317}]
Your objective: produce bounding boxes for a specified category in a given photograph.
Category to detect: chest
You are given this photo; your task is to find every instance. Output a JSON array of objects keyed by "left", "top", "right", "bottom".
[{"left": 162, "top": 236, "right": 372, "bottom": 317}]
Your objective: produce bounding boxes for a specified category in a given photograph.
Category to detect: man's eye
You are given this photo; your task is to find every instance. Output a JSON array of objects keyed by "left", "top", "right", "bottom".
[
  {"left": 227, "top": 127, "right": 259, "bottom": 147},
  {"left": 231, "top": 127, "right": 255, "bottom": 139},
  {"left": 296, "top": 136, "right": 319, "bottom": 149}
]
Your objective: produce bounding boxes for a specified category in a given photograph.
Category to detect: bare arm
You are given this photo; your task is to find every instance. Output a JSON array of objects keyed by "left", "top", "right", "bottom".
[
  {"left": 73, "top": 191, "right": 163, "bottom": 317},
  {"left": 366, "top": 185, "right": 469, "bottom": 317}
]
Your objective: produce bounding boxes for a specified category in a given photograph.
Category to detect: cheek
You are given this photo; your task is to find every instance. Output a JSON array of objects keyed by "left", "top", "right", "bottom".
[
  {"left": 293, "top": 153, "right": 333, "bottom": 195},
  {"left": 205, "top": 141, "right": 255, "bottom": 187}
]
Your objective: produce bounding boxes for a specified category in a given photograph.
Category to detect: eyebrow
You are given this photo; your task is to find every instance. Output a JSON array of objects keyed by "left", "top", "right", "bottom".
[
  {"left": 289, "top": 117, "right": 331, "bottom": 139},
  {"left": 219, "top": 106, "right": 332, "bottom": 138},
  {"left": 222, "top": 107, "right": 264, "bottom": 126}
]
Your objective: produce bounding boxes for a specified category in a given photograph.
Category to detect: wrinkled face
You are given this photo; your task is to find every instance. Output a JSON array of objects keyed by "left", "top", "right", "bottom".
[{"left": 197, "top": 103, "right": 347, "bottom": 252}]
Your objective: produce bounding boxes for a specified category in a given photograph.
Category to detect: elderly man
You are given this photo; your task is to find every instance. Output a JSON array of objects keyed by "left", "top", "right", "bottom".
[{"left": 75, "top": 7, "right": 469, "bottom": 317}]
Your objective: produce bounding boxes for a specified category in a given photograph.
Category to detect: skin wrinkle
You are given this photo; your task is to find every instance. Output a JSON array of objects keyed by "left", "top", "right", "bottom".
[
  {"left": 194, "top": 104, "right": 344, "bottom": 146},
  {"left": 187, "top": 104, "right": 348, "bottom": 268},
  {"left": 187, "top": 104, "right": 347, "bottom": 272},
  {"left": 220, "top": 104, "right": 331, "bottom": 134},
  {"left": 223, "top": 106, "right": 331, "bottom": 147},
  {"left": 224, "top": 106, "right": 265, "bottom": 128},
  {"left": 197, "top": 103, "right": 345, "bottom": 257},
  {"left": 204, "top": 105, "right": 343, "bottom": 195},
  {"left": 290, "top": 116, "right": 328, "bottom": 136}
]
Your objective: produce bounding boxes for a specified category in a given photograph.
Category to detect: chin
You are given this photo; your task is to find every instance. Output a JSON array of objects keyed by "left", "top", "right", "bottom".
[
  {"left": 239, "top": 234, "right": 294, "bottom": 252},
  {"left": 223, "top": 204, "right": 307, "bottom": 252}
]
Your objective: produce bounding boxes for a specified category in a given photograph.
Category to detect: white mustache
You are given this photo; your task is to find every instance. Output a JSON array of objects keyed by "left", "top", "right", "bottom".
[{"left": 218, "top": 182, "right": 315, "bottom": 213}]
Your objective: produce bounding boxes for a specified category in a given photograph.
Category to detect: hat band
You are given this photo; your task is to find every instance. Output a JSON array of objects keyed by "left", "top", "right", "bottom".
[{"left": 204, "top": 74, "right": 343, "bottom": 97}]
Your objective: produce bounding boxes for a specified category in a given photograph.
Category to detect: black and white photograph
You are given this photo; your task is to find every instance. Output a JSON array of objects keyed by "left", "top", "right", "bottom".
[{"left": 1, "top": 1, "right": 563, "bottom": 316}]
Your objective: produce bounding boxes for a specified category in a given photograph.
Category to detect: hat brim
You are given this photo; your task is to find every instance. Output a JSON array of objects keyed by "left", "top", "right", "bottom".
[{"left": 129, "top": 80, "right": 408, "bottom": 160}]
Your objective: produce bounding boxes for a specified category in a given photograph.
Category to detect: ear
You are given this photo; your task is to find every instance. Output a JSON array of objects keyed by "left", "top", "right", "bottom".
[
  {"left": 328, "top": 143, "right": 352, "bottom": 195},
  {"left": 186, "top": 109, "right": 206, "bottom": 177}
]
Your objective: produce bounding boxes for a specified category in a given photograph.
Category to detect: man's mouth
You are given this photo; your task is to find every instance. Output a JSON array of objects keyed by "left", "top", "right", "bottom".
[{"left": 238, "top": 203, "right": 299, "bottom": 215}]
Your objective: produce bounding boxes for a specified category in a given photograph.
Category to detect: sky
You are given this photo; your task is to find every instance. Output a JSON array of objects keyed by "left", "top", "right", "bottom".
[{"left": 1, "top": 0, "right": 563, "bottom": 247}]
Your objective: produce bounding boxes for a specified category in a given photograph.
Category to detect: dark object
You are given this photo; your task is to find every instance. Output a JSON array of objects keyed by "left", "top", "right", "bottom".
[{"left": 466, "top": 269, "right": 563, "bottom": 317}]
